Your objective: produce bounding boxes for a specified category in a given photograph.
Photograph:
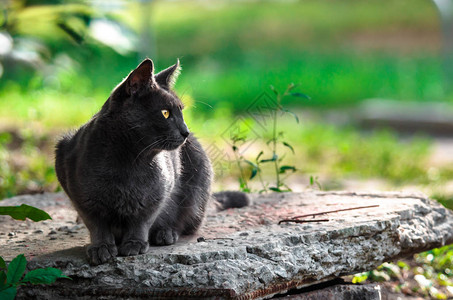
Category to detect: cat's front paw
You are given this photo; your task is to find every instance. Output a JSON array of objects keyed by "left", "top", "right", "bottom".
[
  {"left": 87, "top": 243, "right": 118, "bottom": 265},
  {"left": 118, "top": 240, "right": 149, "bottom": 256},
  {"left": 150, "top": 228, "right": 179, "bottom": 246}
]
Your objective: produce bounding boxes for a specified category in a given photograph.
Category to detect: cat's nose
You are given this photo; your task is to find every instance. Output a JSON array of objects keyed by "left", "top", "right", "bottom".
[{"left": 180, "top": 129, "right": 190, "bottom": 138}]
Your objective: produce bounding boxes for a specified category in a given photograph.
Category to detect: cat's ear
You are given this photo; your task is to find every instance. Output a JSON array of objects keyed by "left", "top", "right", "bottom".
[
  {"left": 155, "top": 59, "right": 181, "bottom": 90},
  {"left": 126, "top": 58, "right": 155, "bottom": 96}
]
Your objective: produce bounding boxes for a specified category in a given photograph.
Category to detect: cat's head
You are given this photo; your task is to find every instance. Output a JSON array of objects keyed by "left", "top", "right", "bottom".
[{"left": 109, "top": 58, "right": 189, "bottom": 152}]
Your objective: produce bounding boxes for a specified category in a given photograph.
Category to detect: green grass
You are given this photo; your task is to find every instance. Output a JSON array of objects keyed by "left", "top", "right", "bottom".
[
  {"left": 0, "top": 52, "right": 445, "bottom": 126},
  {"left": 0, "top": 98, "right": 438, "bottom": 198},
  {"left": 176, "top": 53, "right": 445, "bottom": 111},
  {"left": 144, "top": 0, "right": 446, "bottom": 110},
  {"left": 186, "top": 110, "right": 433, "bottom": 186}
]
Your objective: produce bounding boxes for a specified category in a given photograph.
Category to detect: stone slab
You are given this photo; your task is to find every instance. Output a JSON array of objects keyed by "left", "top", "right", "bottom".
[{"left": 1, "top": 191, "right": 452, "bottom": 299}]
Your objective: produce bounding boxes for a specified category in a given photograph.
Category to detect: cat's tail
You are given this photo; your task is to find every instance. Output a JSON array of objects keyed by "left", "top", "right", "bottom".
[{"left": 213, "top": 191, "right": 251, "bottom": 211}]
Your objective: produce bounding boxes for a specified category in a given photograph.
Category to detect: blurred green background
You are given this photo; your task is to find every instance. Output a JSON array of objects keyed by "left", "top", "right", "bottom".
[
  {"left": 1, "top": 0, "right": 452, "bottom": 195},
  {"left": 1, "top": 0, "right": 451, "bottom": 195},
  {"left": 1, "top": 0, "right": 453, "bottom": 296},
  {"left": 0, "top": 0, "right": 447, "bottom": 123}
]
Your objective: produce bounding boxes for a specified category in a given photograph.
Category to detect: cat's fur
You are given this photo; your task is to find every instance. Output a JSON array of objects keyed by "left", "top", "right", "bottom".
[{"left": 55, "top": 59, "right": 242, "bottom": 265}]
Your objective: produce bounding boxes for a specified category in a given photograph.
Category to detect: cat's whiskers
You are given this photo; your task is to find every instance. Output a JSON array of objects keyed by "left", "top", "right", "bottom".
[
  {"left": 136, "top": 135, "right": 147, "bottom": 144},
  {"left": 185, "top": 139, "right": 204, "bottom": 154},
  {"left": 126, "top": 125, "right": 142, "bottom": 131},
  {"left": 133, "top": 138, "right": 166, "bottom": 163},
  {"left": 136, "top": 134, "right": 166, "bottom": 145},
  {"left": 183, "top": 143, "right": 194, "bottom": 165},
  {"left": 133, "top": 135, "right": 184, "bottom": 163},
  {"left": 191, "top": 100, "right": 213, "bottom": 109}
]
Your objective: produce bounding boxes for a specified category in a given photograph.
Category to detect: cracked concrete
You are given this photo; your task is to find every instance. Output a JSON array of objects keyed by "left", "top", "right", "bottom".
[{"left": 1, "top": 191, "right": 452, "bottom": 299}]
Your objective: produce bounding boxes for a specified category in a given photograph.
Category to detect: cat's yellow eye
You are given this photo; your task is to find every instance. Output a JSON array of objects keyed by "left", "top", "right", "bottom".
[{"left": 161, "top": 110, "right": 170, "bottom": 119}]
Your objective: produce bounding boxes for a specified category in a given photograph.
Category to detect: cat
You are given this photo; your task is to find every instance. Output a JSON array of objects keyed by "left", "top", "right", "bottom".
[{"left": 55, "top": 58, "right": 248, "bottom": 265}]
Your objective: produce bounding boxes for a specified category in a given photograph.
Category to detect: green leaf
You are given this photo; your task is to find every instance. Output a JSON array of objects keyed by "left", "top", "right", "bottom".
[
  {"left": 0, "top": 204, "right": 52, "bottom": 222},
  {"left": 0, "top": 271, "right": 7, "bottom": 290},
  {"left": 309, "top": 176, "right": 322, "bottom": 190},
  {"left": 244, "top": 160, "right": 258, "bottom": 180},
  {"left": 260, "top": 154, "right": 278, "bottom": 163},
  {"left": 397, "top": 261, "right": 409, "bottom": 270},
  {"left": 269, "top": 187, "right": 283, "bottom": 192},
  {"left": 279, "top": 166, "right": 296, "bottom": 174},
  {"left": 255, "top": 151, "right": 264, "bottom": 163},
  {"left": 0, "top": 257, "right": 6, "bottom": 271},
  {"left": 352, "top": 272, "right": 369, "bottom": 284},
  {"left": 291, "top": 92, "right": 311, "bottom": 100},
  {"left": 282, "top": 142, "right": 295, "bottom": 154},
  {"left": 6, "top": 254, "right": 26, "bottom": 285},
  {"left": 249, "top": 169, "right": 257, "bottom": 180},
  {"left": 22, "top": 268, "right": 71, "bottom": 285},
  {"left": 281, "top": 108, "right": 299, "bottom": 123},
  {"left": 0, "top": 286, "right": 16, "bottom": 300}
]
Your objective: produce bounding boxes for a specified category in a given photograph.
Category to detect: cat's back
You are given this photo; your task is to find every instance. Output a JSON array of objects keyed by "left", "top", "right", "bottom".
[{"left": 55, "top": 118, "right": 99, "bottom": 195}]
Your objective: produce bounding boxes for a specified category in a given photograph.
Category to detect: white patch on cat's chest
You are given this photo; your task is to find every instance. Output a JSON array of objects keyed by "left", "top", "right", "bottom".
[
  {"left": 148, "top": 152, "right": 176, "bottom": 225},
  {"left": 153, "top": 152, "right": 172, "bottom": 186}
]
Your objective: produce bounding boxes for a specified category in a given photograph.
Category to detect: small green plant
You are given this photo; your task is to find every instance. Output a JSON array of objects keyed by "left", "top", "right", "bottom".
[
  {"left": 0, "top": 195, "right": 68, "bottom": 299},
  {"left": 309, "top": 175, "right": 322, "bottom": 190},
  {"left": 0, "top": 254, "right": 70, "bottom": 300},
  {"left": 229, "top": 83, "right": 309, "bottom": 193},
  {"left": 260, "top": 83, "right": 309, "bottom": 192},
  {"left": 352, "top": 247, "right": 453, "bottom": 299}
]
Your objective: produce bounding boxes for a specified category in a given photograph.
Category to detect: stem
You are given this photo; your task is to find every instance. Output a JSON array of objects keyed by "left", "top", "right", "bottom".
[
  {"left": 256, "top": 162, "right": 267, "bottom": 192},
  {"left": 273, "top": 96, "right": 280, "bottom": 188},
  {"left": 233, "top": 147, "right": 248, "bottom": 191}
]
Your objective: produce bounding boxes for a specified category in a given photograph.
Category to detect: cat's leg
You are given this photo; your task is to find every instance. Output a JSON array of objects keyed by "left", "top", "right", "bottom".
[
  {"left": 84, "top": 217, "right": 118, "bottom": 265},
  {"left": 118, "top": 218, "right": 151, "bottom": 256},
  {"left": 178, "top": 183, "right": 211, "bottom": 235},
  {"left": 149, "top": 138, "right": 212, "bottom": 245},
  {"left": 148, "top": 195, "right": 187, "bottom": 246},
  {"left": 149, "top": 218, "right": 180, "bottom": 246},
  {"left": 149, "top": 182, "right": 210, "bottom": 245}
]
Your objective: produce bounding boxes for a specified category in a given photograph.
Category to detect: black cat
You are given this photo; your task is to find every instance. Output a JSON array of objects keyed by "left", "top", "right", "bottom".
[{"left": 55, "top": 59, "right": 247, "bottom": 265}]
